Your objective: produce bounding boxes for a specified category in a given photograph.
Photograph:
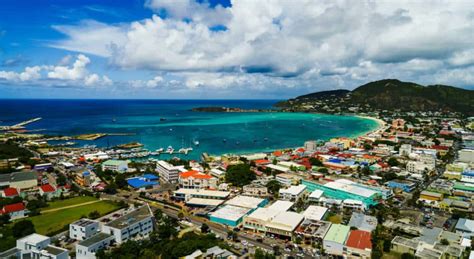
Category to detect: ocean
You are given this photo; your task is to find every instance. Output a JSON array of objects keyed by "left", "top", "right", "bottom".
[{"left": 0, "top": 99, "right": 379, "bottom": 159}]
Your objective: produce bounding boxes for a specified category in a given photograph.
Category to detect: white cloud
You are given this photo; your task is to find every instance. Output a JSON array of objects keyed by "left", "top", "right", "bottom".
[
  {"left": 0, "top": 54, "right": 113, "bottom": 87},
  {"left": 129, "top": 76, "right": 164, "bottom": 88},
  {"left": 47, "top": 0, "right": 474, "bottom": 95}
]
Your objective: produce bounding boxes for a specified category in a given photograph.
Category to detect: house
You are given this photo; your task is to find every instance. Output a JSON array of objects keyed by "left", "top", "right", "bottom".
[
  {"left": 387, "top": 180, "right": 416, "bottom": 192},
  {"left": 455, "top": 218, "right": 474, "bottom": 238},
  {"left": 323, "top": 224, "right": 351, "bottom": 256},
  {"left": 0, "top": 233, "right": 68, "bottom": 259},
  {"left": 101, "top": 206, "right": 154, "bottom": 243},
  {"left": 39, "top": 184, "right": 60, "bottom": 199},
  {"left": 391, "top": 236, "right": 419, "bottom": 255},
  {"left": 76, "top": 233, "right": 115, "bottom": 259},
  {"left": 69, "top": 219, "right": 100, "bottom": 241},
  {"left": 179, "top": 170, "right": 217, "bottom": 189},
  {"left": 278, "top": 184, "right": 306, "bottom": 201},
  {"left": 101, "top": 160, "right": 129, "bottom": 173},
  {"left": 0, "top": 202, "right": 27, "bottom": 220},
  {"left": 345, "top": 230, "right": 372, "bottom": 258},
  {"left": 242, "top": 183, "right": 268, "bottom": 197},
  {"left": 1, "top": 187, "right": 19, "bottom": 198}
]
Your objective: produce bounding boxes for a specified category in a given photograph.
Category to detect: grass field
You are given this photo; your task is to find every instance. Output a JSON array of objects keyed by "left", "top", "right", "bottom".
[
  {"left": 40, "top": 196, "right": 98, "bottom": 211},
  {"left": 30, "top": 200, "right": 120, "bottom": 235}
]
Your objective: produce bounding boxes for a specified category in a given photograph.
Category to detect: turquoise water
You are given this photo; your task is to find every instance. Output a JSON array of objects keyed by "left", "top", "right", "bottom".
[{"left": 0, "top": 99, "right": 379, "bottom": 159}]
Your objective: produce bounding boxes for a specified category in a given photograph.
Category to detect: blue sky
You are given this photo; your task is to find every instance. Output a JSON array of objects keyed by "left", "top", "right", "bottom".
[{"left": 1, "top": 0, "right": 473, "bottom": 99}]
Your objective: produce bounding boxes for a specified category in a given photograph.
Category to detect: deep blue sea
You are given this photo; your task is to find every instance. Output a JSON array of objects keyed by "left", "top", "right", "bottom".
[{"left": 0, "top": 99, "right": 378, "bottom": 159}]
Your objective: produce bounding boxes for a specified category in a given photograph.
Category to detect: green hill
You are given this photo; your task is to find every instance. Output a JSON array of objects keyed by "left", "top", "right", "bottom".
[{"left": 279, "top": 79, "right": 474, "bottom": 115}]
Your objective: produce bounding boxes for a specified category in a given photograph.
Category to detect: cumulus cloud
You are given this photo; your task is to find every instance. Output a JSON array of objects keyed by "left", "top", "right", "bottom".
[
  {"left": 0, "top": 54, "right": 112, "bottom": 87},
  {"left": 48, "top": 0, "right": 474, "bottom": 95}
]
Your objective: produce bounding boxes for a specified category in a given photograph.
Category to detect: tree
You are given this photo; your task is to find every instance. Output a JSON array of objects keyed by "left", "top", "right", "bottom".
[
  {"left": 387, "top": 157, "right": 399, "bottom": 167},
  {"left": 266, "top": 180, "right": 281, "bottom": 195},
  {"left": 115, "top": 174, "right": 128, "bottom": 189},
  {"left": 200, "top": 223, "right": 210, "bottom": 233},
  {"left": 89, "top": 210, "right": 100, "bottom": 219},
  {"left": 104, "top": 182, "right": 118, "bottom": 194},
  {"left": 318, "top": 167, "right": 329, "bottom": 174},
  {"left": 309, "top": 157, "right": 323, "bottom": 166},
  {"left": 254, "top": 248, "right": 276, "bottom": 259},
  {"left": 225, "top": 164, "right": 256, "bottom": 187},
  {"left": 0, "top": 214, "right": 10, "bottom": 226},
  {"left": 440, "top": 238, "right": 449, "bottom": 245},
  {"left": 12, "top": 220, "right": 35, "bottom": 238},
  {"left": 56, "top": 174, "right": 67, "bottom": 186},
  {"left": 401, "top": 253, "right": 415, "bottom": 259}
]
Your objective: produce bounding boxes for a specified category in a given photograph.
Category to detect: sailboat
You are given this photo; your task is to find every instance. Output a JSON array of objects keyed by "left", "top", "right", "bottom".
[{"left": 193, "top": 139, "right": 200, "bottom": 146}]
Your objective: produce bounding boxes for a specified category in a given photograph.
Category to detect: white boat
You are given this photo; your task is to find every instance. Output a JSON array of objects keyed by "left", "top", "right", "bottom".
[
  {"left": 156, "top": 148, "right": 164, "bottom": 153},
  {"left": 166, "top": 146, "right": 174, "bottom": 154},
  {"left": 193, "top": 140, "right": 200, "bottom": 146}
]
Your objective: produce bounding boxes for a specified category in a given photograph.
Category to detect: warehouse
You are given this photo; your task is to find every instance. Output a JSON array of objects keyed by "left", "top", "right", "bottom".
[
  {"left": 209, "top": 205, "right": 251, "bottom": 227},
  {"left": 224, "top": 195, "right": 268, "bottom": 209},
  {"left": 243, "top": 200, "right": 294, "bottom": 233},
  {"left": 265, "top": 211, "right": 304, "bottom": 239},
  {"left": 323, "top": 224, "right": 351, "bottom": 256}
]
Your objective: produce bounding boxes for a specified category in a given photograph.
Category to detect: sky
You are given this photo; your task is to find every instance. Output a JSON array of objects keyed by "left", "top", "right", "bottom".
[{"left": 0, "top": 0, "right": 474, "bottom": 99}]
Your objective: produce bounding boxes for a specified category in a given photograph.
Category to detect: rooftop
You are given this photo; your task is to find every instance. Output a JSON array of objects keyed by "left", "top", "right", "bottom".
[
  {"left": 392, "top": 236, "right": 419, "bottom": 250},
  {"left": 186, "top": 198, "right": 224, "bottom": 207},
  {"left": 106, "top": 206, "right": 152, "bottom": 230},
  {"left": 78, "top": 233, "right": 114, "bottom": 247},
  {"left": 346, "top": 230, "right": 372, "bottom": 250},
  {"left": 323, "top": 224, "right": 350, "bottom": 244},
  {"left": 9, "top": 171, "right": 37, "bottom": 182},
  {"left": 309, "top": 189, "right": 324, "bottom": 199},
  {"left": 44, "top": 245, "right": 68, "bottom": 256},
  {"left": 267, "top": 200, "right": 293, "bottom": 212},
  {"left": 225, "top": 195, "right": 265, "bottom": 209},
  {"left": 18, "top": 233, "right": 50, "bottom": 245},
  {"left": 295, "top": 219, "right": 332, "bottom": 238},
  {"left": 302, "top": 205, "right": 328, "bottom": 221},
  {"left": 71, "top": 218, "right": 98, "bottom": 228},
  {"left": 279, "top": 184, "right": 306, "bottom": 196},
  {"left": 324, "top": 181, "right": 377, "bottom": 198},
  {"left": 102, "top": 160, "right": 128, "bottom": 166},
  {"left": 266, "top": 211, "right": 304, "bottom": 232},
  {"left": 209, "top": 205, "right": 250, "bottom": 222},
  {"left": 174, "top": 188, "right": 230, "bottom": 198},
  {"left": 348, "top": 212, "right": 378, "bottom": 232}
]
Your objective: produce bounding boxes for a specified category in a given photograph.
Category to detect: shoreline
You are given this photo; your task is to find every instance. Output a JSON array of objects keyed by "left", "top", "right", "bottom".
[{"left": 355, "top": 115, "right": 387, "bottom": 136}]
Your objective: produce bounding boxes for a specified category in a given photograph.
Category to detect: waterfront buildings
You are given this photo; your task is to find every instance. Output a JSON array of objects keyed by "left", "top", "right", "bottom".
[
  {"left": 101, "top": 160, "right": 129, "bottom": 173},
  {"left": 155, "top": 160, "right": 187, "bottom": 183},
  {"left": 178, "top": 170, "right": 217, "bottom": 189}
]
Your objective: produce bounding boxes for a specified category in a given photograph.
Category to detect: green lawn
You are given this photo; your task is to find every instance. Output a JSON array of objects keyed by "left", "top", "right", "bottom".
[
  {"left": 40, "top": 196, "right": 98, "bottom": 211},
  {"left": 30, "top": 201, "right": 120, "bottom": 235}
]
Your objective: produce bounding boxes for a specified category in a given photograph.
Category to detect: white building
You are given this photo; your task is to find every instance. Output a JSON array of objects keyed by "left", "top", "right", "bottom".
[
  {"left": 156, "top": 160, "right": 187, "bottom": 183},
  {"left": 243, "top": 201, "right": 293, "bottom": 233},
  {"left": 458, "top": 149, "right": 474, "bottom": 163},
  {"left": 224, "top": 195, "right": 266, "bottom": 209},
  {"left": 406, "top": 161, "right": 434, "bottom": 174},
  {"left": 69, "top": 219, "right": 100, "bottom": 241},
  {"left": 210, "top": 168, "right": 226, "bottom": 179},
  {"left": 278, "top": 184, "right": 307, "bottom": 201},
  {"left": 13, "top": 233, "right": 68, "bottom": 259},
  {"left": 178, "top": 170, "right": 217, "bottom": 189},
  {"left": 265, "top": 211, "right": 304, "bottom": 238},
  {"left": 275, "top": 173, "right": 299, "bottom": 186},
  {"left": 174, "top": 188, "right": 230, "bottom": 201},
  {"left": 399, "top": 144, "right": 412, "bottom": 156},
  {"left": 304, "top": 141, "right": 318, "bottom": 152},
  {"left": 302, "top": 205, "right": 328, "bottom": 221},
  {"left": 308, "top": 190, "right": 324, "bottom": 203},
  {"left": 101, "top": 206, "right": 154, "bottom": 244},
  {"left": 101, "top": 160, "right": 129, "bottom": 173},
  {"left": 76, "top": 233, "right": 115, "bottom": 259},
  {"left": 342, "top": 199, "right": 365, "bottom": 211}
]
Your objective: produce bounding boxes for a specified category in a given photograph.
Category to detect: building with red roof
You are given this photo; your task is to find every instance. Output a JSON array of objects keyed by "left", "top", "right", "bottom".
[
  {"left": 1, "top": 187, "right": 19, "bottom": 198},
  {"left": 345, "top": 230, "right": 372, "bottom": 258},
  {"left": 39, "top": 184, "right": 59, "bottom": 199},
  {"left": 178, "top": 170, "right": 217, "bottom": 190},
  {"left": 0, "top": 202, "right": 26, "bottom": 220},
  {"left": 254, "top": 159, "right": 271, "bottom": 166}
]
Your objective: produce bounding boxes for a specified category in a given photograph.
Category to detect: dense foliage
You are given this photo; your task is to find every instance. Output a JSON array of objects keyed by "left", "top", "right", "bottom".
[{"left": 225, "top": 164, "right": 256, "bottom": 187}]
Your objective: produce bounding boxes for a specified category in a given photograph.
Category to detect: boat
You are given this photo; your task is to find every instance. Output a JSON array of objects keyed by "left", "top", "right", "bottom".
[
  {"left": 156, "top": 148, "right": 164, "bottom": 153},
  {"left": 193, "top": 140, "right": 200, "bottom": 146},
  {"left": 166, "top": 146, "right": 174, "bottom": 154},
  {"left": 264, "top": 137, "right": 268, "bottom": 141},
  {"left": 160, "top": 118, "right": 166, "bottom": 121},
  {"left": 222, "top": 139, "right": 227, "bottom": 143}
]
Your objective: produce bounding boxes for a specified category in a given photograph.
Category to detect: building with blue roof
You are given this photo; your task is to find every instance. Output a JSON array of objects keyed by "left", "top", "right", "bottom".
[{"left": 127, "top": 174, "right": 159, "bottom": 190}]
